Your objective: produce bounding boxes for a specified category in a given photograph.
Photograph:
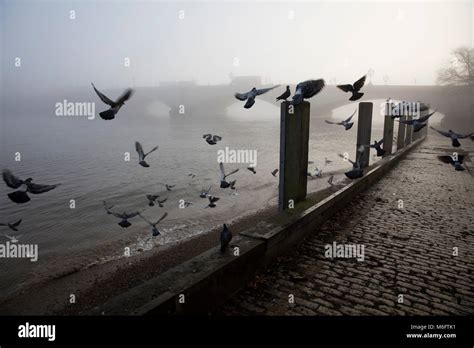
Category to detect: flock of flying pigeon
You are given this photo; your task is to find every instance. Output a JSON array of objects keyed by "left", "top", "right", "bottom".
[{"left": 2, "top": 76, "right": 471, "bottom": 252}]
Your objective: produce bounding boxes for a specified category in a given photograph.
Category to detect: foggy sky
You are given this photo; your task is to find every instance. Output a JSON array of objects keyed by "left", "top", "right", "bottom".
[{"left": 1, "top": 0, "right": 473, "bottom": 92}]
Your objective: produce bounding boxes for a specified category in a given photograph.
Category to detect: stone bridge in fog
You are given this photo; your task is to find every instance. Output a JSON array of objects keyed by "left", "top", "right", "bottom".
[{"left": 132, "top": 81, "right": 472, "bottom": 128}]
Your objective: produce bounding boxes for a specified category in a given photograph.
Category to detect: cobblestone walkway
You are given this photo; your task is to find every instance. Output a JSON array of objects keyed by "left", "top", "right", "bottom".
[{"left": 219, "top": 134, "right": 474, "bottom": 315}]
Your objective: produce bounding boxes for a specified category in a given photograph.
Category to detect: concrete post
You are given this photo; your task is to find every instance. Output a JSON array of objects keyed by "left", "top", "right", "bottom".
[
  {"left": 404, "top": 115, "right": 413, "bottom": 146},
  {"left": 397, "top": 116, "right": 406, "bottom": 150},
  {"left": 383, "top": 103, "right": 394, "bottom": 157},
  {"left": 355, "top": 102, "right": 373, "bottom": 168},
  {"left": 279, "top": 101, "right": 310, "bottom": 211}
]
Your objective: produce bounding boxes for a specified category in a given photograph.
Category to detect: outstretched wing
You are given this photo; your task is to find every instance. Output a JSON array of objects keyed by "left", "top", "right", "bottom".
[
  {"left": 219, "top": 162, "right": 226, "bottom": 180},
  {"left": 234, "top": 92, "right": 249, "bottom": 101},
  {"left": 325, "top": 120, "right": 338, "bottom": 125},
  {"left": 376, "top": 138, "right": 384, "bottom": 146},
  {"left": 256, "top": 85, "right": 280, "bottom": 96},
  {"left": 135, "top": 141, "right": 145, "bottom": 158},
  {"left": 437, "top": 155, "right": 454, "bottom": 164},
  {"left": 11, "top": 219, "right": 22, "bottom": 227},
  {"left": 224, "top": 168, "right": 239, "bottom": 179},
  {"left": 345, "top": 109, "right": 357, "bottom": 123},
  {"left": 91, "top": 83, "right": 115, "bottom": 106},
  {"left": 139, "top": 214, "right": 153, "bottom": 225},
  {"left": 337, "top": 84, "right": 354, "bottom": 93},
  {"left": 124, "top": 211, "right": 140, "bottom": 219},
  {"left": 154, "top": 212, "right": 168, "bottom": 225},
  {"left": 145, "top": 146, "right": 159, "bottom": 157},
  {"left": 457, "top": 132, "right": 474, "bottom": 139},
  {"left": 430, "top": 127, "right": 451, "bottom": 138},
  {"left": 417, "top": 110, "right": 436, "bottom": 123},
  {"left": 27, "top": 182, "right": 60, "bottom": 194},
  {"left": 116, "top": 88, "right": 134, "bottom": 105},
  {"left": 398, "top": 119, "right": 416, "bottom": 125},
  {"left": 2, "top": 170, "right": 23, "bottom": 189},
  {"left": 353, "top": 75, "right": 366, "bottom": 91},
  {"left": 213, "top": 135, "right": 222, "bottom": 142}
]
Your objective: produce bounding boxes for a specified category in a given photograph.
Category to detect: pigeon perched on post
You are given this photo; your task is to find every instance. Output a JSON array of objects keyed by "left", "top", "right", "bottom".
[
  {"left": 220, "top": 223, "right": 232, "bottom": 254},
  {"left": 139, "top": 212, "right": 168, "bottom": 236},
  {"left": 219, "top": 162, "right": 239, "bottom": 188},
  {"left": 0, "top": 219, "right": 22, "bottom": 232},
  {"left": 276, "top": 86, "right": 291, "bottom": 101},
  {"left": 325, "top": 109, "right": 356, "bottom": 130},
  {"left": 234, "top": 85, "right": 279, "bottom": 109},
  {"left": 91, "top": 83, "right": 133, "bottom": 120},
  {"left": 291, "top": 79, "right": 325, "bottom": 105},
  {"left": 396, "top": 110, "right": 437, "bottom": 132},
  {"left": 337, "top": 75, "right": 366, "bottom": 101},
  {"left": 430, "top": 127, "right": 473, "bottom": 147},
  {"left": 135, "top": 142, "right": 158, "bottom": 167},
  {"left": 203, "top": 134, "right": 222, "bottom": 145},
  {"left": 2, "top": 169, "right": 61, "bottom": 204},
  {"left": 338, "top": 154, "right": 364, "bottom": 179},
  {"left": 437, "top": 154, "right": 465, "bottom": 171}
]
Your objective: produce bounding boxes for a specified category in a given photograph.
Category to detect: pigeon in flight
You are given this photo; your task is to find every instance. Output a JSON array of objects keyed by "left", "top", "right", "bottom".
[
  {"left": 146, "top": 195, "right": 167, "bottom": 207},
  {"left": 397, "top": 110, "right": 437, "bottom": 132},
  {"left": 160, "top": 183, "right": 175, "bottom": 191},
  {"left": 139, "top": 212, "right": 168, "bottom": 236},
  {"left": 200, "top": 185, "right": 212, "bottom": 198},
  {"left": 276, "top": 86, "right": 291, "bottom": 101},
  {"left": 2, "top": 169, "right": 61, "bottom": 204},
  {"left": 219, "top": 162, "right": 239, "bottom": 188},
  {"left": 247, "top": 166, "right": 256, "bottom": 174},
  {"left": 0, "top": 219, "right": 22, "bottom": 232},
  {"left": 271, "top": 169, "right": 279, "bottom": 177},
  {"left": 430, "top": 127, "right": 473, "bottom": 147},
  {"left": 111, "top": 211, "right": 141, "bottom": 228},
  {"left": 188, "top": 173, "right": 197, "bottom": 179},
  {"left": 325, "top": 157, "right": 333, "bottom": 166},
  {"left": 103, "top": 201, "right": 115, "bottom": 214},
  {"left": 203, "top": 134, "right": 222, "bottom": 145},
  {"left": 338, "top": 154, "right": 364, "bottom": 179},
  {"left": 135, "top": 142, "right": 158, "bottom": 167},
  {"left": 325, "top": 109, "right": 356, "bottom": 130},
  {"left": 292, "top": 79, "right": 325, "bottom": 105},
  {"left": 235, "top": 85, "right": 279, "bottom": 109},
  {"left": 327, "top": 175, "right": 334, "bottom": 186},
  {"left": 91, "top": 83, "right": 133, "bottom": 120},
  {"left": 337, "top": 75, "right": 366, "bottom": 101},
  {"left": 3, "top": 234, "right": 21, "bottom": 243},
  {"left": 369, "top": 138, "right": 385, "bottom": 157},
  {"left": 206, "top": 195, "right": 220, "bottom": 208},
  {"left": 182, "top": 201, "right": 193, "bottom": 208},
  {"left": 437, "top": 154, "right": 465, "bottom": 171},
  {"left": 220, "top": 223, "right": 232, "bottom": 254}
]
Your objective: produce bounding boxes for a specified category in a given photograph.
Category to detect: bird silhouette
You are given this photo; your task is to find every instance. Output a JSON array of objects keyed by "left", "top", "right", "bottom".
[
  {"left": 325, "top": 157, "right": 333, "bottom": 166},
  {"left": 111, "top": 211, "right": 141, "bottom": 228},
  {"left": 397, "top": 110, "right": 437, "bottom": 132},
  {"left": 369, "top": 138, "right": 385, "bottom": 157},
  {"left": 247, "top": 166, "right": 256, "bottom": 174},
  {"left": 135, "top": 142, "right": 158, "bottom": 167},
  {"left": 220, "top": 223, "right": 232, "bottom": 254},
  {"left": 337, "top": 75, "right": 366, "bottom": 101},
  {"left": 276, "top": 86, "right": 291, "bottom": 101},
  {"left": 325, "top": 109, "right": 356, "bottom": 130},
  {"left": 146, "top": 195, "right": 167, "bottom": 207},
  {"left": 203, "top": 134, "right": 222, "bottom": 145},
  {"left": 219, "top": 162, "right": 239, "bottom": 188},
  {"left": 91, "top": 83, "right": 133, "bottom": 120},
  {"left": 437, "top": 154, "right": 465, "bottom": 171},
  {"left": 103, "top": 201, "right": 115, "bottom": 214},
  {"left": 200, "top": 185, "right": 212, "bottom": 198},
  {"left": 291, "top": 79, "right": 325, "bottom": 105},
  {"left": 271, "top": 169, "right": 279, "bottom": 177},
  {"left": 430, "top": 127, "right": 473, "bottom": 147},
  {"left": 160, "top": 183, "right": 175, "bottom": 191},
  {"left": 235, "top": 85, "right": 279, "bottom": 109},
  {"left": 0, "top": 219, "right": 22, "bottom": 232},
  {"left": 338, "top": 154, "right": 364, "bottom": 179},
  {"left": 206, "top": 195, "right": 220, "bottom": 208},
  {"left": 3, "top": 234, "right": 21, "bottom": 243},
  {"left": 139, "top": 212, "right": 168, "bottom": 236},
  {"left": 2, "top": 169, "right": 60, "bottom": 204}
]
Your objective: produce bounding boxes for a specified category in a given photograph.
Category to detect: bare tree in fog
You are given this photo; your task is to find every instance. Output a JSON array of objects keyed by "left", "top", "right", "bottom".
[{"left": 437, "top": 46, "right": 474, "bottom": 86}]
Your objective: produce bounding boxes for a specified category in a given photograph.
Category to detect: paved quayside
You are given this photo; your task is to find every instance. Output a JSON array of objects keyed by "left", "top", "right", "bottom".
[{"left": 218, "top": 133, "right": 474, "bottom": 315}]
